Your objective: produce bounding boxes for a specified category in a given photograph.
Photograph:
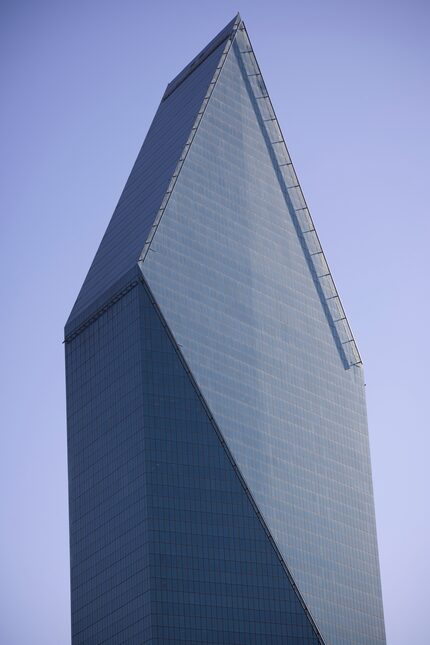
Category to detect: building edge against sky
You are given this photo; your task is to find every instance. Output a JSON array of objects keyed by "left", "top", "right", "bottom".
[{"left": 65, "top": 14, "right": 386, "bottom": 645}]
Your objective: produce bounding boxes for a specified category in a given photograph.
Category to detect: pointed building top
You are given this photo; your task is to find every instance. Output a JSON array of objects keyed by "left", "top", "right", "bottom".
[
  {"left": 66, "top": 13, "right": 360, "bottom": 372},
  {"left": 163, "top": 14, "right": 241, "bottom": 100},
  {"left": 66, "top": 16, "right": 240, "bottom": 334}
]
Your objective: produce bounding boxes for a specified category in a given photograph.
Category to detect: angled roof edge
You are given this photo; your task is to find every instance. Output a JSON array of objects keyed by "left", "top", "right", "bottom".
[
  {"left": 163, "top": 13, "right": 241, "bottom": 100},
  {"left": 233, "top": 22, "right": 362, "bottom": 368},
  {"left": 139, "top": 17, "right": 362, "bottom": 369}
]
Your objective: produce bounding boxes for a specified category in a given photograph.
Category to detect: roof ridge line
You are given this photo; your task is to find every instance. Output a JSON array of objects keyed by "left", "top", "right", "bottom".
[
  {"left": 235, "top": 22, "right": 362, "bottom": 369},
  {"left": 162, "top": 14, "right": 241, "bottom": 101},
  {"left": 138, "top": 18, "right": 241, "bottom": 267}
]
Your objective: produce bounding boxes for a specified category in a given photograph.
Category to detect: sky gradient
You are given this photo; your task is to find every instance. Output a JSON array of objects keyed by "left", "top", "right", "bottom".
[{"left": 1, "top": 1, "right": 429, "bottom": 643}]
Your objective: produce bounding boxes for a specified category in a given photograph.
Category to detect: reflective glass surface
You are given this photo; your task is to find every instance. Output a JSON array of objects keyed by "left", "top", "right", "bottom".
[
  {"left": 66, "top": 288, "right": 152, "bottom": 643},
  {"left": 142, "top": 36, "right": 386, "bottom": 645},
  {"left": 66, "top": 283, "right": 323, "bottom": 643}
]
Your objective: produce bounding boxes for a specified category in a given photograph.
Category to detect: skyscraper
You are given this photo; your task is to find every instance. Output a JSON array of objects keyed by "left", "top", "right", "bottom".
[{"left": 65, "top": 14, "right": 386, "bottom": 645}]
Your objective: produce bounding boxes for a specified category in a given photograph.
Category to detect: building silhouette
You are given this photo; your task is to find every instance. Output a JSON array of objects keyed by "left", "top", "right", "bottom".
[{"left": 65, "top": 14, "right": 386, "bottom": 645}]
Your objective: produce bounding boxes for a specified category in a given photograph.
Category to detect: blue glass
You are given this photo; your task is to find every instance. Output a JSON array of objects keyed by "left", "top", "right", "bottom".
[
  {"left": 141, "top": 30, "right": 386, "bottom": 645},
  {"left": 68, "top": 38, "right": 229, "bottom": 326},
  {"left": 66, "top": 287, "right": 152, "bottom": 643},
  {"left": 66, "top": 281, "right": 323, "bottom": 643},
  {"left": 140, "top": 281, "right": 322, "bottom": 644}
]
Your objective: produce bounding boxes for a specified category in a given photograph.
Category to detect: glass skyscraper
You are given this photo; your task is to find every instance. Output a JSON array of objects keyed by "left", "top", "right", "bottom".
[{"left": 65, "top": 14, "right": 386, "bottom": 645}]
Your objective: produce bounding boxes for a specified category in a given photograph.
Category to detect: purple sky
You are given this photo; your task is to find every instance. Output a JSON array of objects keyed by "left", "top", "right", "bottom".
[{"left": 1, "top": 1, "right": 429, "bottom": 643}]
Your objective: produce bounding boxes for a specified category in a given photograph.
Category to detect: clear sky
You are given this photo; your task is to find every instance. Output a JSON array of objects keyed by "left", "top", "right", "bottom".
[{"left": 1, "top": 1, "right": 428, "bottom": 643}]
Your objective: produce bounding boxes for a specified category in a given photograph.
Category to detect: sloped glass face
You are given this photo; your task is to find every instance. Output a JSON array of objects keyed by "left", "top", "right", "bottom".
[
  {"left": 67, "top": 40, "right": 228, "bottom": 328},
  {"left": 141, "top": 36, "right": 385, "bottom": 645},
  {"left": 139, "top": 281, "right": 321, "bottom": 644}
]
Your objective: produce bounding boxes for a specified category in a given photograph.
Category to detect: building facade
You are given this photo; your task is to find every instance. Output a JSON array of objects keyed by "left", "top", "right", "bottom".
[{"left": 65, "top": 15, "right": 386, "bottom": 645}]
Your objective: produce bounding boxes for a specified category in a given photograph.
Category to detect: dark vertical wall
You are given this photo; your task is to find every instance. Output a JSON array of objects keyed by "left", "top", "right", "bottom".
[{"left": 66, "top": 288, "right": 152, "bottom": 643}]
